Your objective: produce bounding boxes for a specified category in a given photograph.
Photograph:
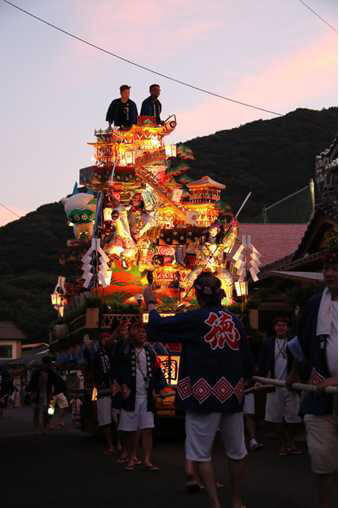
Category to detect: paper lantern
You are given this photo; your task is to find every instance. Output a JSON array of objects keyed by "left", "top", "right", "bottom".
[
  {"left": 235, "top": 281, "right": 248, "bottom": 297},
  {"left": 165, "top": 144, "right": 177, "bottom": 157},
  {"left": 51, "top": 292, "right": 63, "bottom": 306},
  {"left": 125, "top": 151, "right": 135, "bottom": 165}
]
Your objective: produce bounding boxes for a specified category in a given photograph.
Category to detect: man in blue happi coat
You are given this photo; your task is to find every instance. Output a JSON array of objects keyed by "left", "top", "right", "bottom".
[
  {"left": 144, "top": 272, "right": 253, "bottom": 508},
  {"left": 293, "top": 244, "right": 338, "bottom": 508}
]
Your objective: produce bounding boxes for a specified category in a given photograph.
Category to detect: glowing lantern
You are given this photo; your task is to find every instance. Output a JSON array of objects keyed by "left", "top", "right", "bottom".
[
  {"left": 51, "top": 292, "right": 63, "bottom": 307},
  {"left": 51, "top": 290, "right": 65, "bottom": 317},
  {"left": 158, "top": 355, "right": 181, "bottom": 386},
  {"left": 125, "top": 151, "right": 135, "bottom": 165},
  {"left": 151, "top": 136, "right": 160, "bottom": 148},
  {"left": 234, "top": 281, "right": 248, "bottom": 297},
  {"left": 103, "top": 207, "right": 113, "bottom": 221},
  {"left": 165, "top": 144, "right": 177, "bottom": 157}
]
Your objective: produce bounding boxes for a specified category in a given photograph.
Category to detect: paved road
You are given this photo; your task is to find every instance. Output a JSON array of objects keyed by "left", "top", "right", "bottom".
[{"left": 0, "top": 408, "right": 336, "bottom": 508}]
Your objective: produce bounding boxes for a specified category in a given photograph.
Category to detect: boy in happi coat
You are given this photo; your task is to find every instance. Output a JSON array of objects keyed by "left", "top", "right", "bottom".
[{"left": 115, "top": 321, "right": 166, "bottom": 471}]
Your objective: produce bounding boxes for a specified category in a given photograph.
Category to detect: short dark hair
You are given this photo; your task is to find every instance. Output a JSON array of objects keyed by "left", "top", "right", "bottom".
[
  {"left": 120, "top": 84, "right": 130, "bottom": 92},
  {"left": 194, "top": 272, "right": 225, "bottom": 306},
  {"left": 128, "top": 319, "right": 144, "bottom": 334},
  {"left": 273, "top": 316, "right": 289, "bottom": 326},
  {"left": 149, "top": 84, "right": 160, "bottom": 92}
]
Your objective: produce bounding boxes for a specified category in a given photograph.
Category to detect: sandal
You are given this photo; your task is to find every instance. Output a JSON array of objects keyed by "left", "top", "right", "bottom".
[
  {"left": 288, "top": 447, "right": 303, "bottom": 455},
  {"left": 143, "top": 464, "right": 160, "bottom": 471},
  {"left": 117, "top": 456, "right": 128, "bottom": 464},
  {"left": 124, "top": 464, "right": 135, "bottom": 471},
  {"left": 249, "top": 441, "right": 264, "bottom": 451},
  {"left": 104, "top": 448, "right": 114, "bottom": 456}
]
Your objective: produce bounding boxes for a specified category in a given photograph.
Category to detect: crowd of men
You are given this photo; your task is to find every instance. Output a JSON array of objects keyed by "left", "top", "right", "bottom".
[
  {"left": 105, "top": 83, "right": 163, "bottom": 128},
  {"left": 3, "top": 249, "right": 337, "bottom": 508}
]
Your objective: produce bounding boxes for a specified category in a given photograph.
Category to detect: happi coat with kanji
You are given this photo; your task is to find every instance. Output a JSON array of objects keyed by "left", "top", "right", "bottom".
[{"left": 147, "top": 307, "right": 253, "bottom": 413}]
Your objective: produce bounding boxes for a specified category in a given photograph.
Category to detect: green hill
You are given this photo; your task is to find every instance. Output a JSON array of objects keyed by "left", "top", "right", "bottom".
[
  {"left": 0, "top": 203, "right": 72, "bottom": 341},
  {"left": 0, "top": 107, "right": 337, "bottom": 341},
  {"left": 184, "top": 107, "right": 337, "bottom": 220}
]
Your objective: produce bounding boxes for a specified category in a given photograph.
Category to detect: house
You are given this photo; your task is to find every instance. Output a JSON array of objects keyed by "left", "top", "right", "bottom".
[
  {"left": 239, "top": 223, "right": 307, "bottom": 266},
  {"left": 264, "top": 138, "right": 337, "bottom": 276},
  {"left": 0, "top": 321, "right": 26, "bottom": 360},
  {"left": 249, "top": 138, "right": 337, "bottom": 333}
]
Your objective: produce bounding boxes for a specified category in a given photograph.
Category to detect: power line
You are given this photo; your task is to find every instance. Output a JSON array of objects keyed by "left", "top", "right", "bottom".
[
  {"left": 2, "top": 0, "right": 282, "bottom": 117},
  {"left": 297, "top": 0, "right": 337, "bottom": 33},
  {"left": 0, "top": 202, "right": 22, "bottom": 219}
]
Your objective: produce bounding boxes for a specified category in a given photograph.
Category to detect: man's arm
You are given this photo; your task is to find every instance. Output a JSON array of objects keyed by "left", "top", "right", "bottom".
[
  {"left": 297, "top": 294, "right": 321, "bottom": 361},
  {"left": 140, "top": 98, "right": 149, "bottom": 116},
  {"left": 147, "top": 309, "right": 199, "bottom": 343},
  {"left": 105, "top": 99, "right": 117, "bottom": 125},
  {"left": 235, "top": 319, "right": 254, "bottom": 381},
  {"left": 131, "top": 101, "right": 138, "bottom": 125},
  {"left": 258, "top": 339, "right": 270, "bottom": 377}
]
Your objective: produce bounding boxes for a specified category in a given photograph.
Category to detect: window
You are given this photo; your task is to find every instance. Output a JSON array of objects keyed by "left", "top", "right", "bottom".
[{"left": 0, "top": 345, "right": 13, "bottom": 359}]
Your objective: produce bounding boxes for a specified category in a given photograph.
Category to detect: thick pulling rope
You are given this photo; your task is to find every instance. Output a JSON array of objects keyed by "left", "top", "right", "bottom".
[{"left": 253, "top": 376, "right": 337, "bottom": 395}]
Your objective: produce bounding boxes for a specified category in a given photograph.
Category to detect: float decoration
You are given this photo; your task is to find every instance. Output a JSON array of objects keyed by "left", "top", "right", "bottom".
[{"left": 54, "top": 112, "right": 261, "bottom": 313}]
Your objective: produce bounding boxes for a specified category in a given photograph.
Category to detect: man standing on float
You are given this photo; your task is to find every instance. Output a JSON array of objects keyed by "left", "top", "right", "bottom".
[
  {"left": 106, "top": 84, "right": 138, "bottom": 129},
  {"left": 140, "top": 84, "right": 163, "bottom": 124},
  {"left": 144, "top": 272, "right": 252, "bottom": 508}
]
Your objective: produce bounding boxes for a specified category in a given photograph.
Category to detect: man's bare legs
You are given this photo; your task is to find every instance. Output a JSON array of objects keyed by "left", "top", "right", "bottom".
[
  {"left": 57, "top": 407, "right": 65, "bottom": 427},
  {"left": 186, "top": 459, "right": 202, "bottom": 491},
  {"left": 102, "top": 425, "right": 114, "bottom": 454},
  {"left": 228, "top": 457, "right": 247, "bottom": 508},
  {"left": 141, "top": 428, "right": 158, "bottom": 468},
  {"left": 276, "top": 422, "right": 298, "bottom": 454},
  {"left": 125, "top": 431, "right": 138, "bottom": 468},
  {"left": 196, "top": 461, "right": 220, "bottom": 508}
]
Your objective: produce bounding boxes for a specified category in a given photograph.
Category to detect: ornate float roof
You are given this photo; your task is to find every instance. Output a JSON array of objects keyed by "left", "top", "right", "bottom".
[{"left": 187, "top": 176, "right": 225, "bottom": 190}]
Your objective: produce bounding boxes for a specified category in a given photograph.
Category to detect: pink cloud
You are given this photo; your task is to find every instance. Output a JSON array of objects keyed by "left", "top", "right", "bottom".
[
  {"left": 175, "top": 33, "right": 337, "bottom": 141},
  {"left": 70, "top": 0, "right": 223, "bottom": 62}
]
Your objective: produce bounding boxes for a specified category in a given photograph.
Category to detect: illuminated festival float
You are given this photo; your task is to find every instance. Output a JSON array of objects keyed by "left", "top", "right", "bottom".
[{"left": 51, "top": 112, "right": 261, "bottom": 417}]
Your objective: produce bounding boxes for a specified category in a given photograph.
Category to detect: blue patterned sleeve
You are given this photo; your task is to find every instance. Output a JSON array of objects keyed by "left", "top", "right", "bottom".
[{"left": 147, "top": 309, "right": 199, "bottom": 343}]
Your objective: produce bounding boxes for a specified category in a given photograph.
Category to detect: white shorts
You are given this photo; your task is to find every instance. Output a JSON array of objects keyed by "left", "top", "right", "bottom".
[
  {"left": 96, "top": 396, "right": 112, "bottom": 427},
  {"left": 53, "top": 393, "right": 69, "bottom": 409},
  {"left": 304, "top": 414, "right": 337, "bottom": 474},
  {"left": 185, "top": 411, "right": 247, "bottom": 462},
  {"left": 243, "top": 393, "right": 255, "bottom": 415},
  {"left": 265, "top": 387, "right": 301, "bottom": 424},
  {"left": 118, "top": 397, "right": 154, "bottom": 432}
]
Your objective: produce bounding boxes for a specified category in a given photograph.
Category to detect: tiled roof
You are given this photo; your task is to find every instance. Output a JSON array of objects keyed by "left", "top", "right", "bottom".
[
  {"left": 0, "top": 321, "right": 26, "bottom": 340},
  {"left": 239, "top": 224, "right": 308, "bottom": 267},
  {"left": 188, "top": 176, "right": 225, "bottom": 189}
]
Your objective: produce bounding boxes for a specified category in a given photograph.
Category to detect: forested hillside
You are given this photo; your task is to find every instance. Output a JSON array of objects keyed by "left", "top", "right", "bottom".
[{"left": 0, "top": 107, "right": 336, "bottom": 340}]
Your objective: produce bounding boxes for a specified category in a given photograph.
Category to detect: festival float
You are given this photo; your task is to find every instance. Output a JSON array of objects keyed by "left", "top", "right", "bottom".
[{"left": 50, "top": 111, "right": 261, "bottom": 419}]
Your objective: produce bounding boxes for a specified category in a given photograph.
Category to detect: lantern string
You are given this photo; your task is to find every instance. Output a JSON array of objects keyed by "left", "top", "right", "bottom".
[{"left": 2, "top": 0, "right": 282, "bottom": 117}]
